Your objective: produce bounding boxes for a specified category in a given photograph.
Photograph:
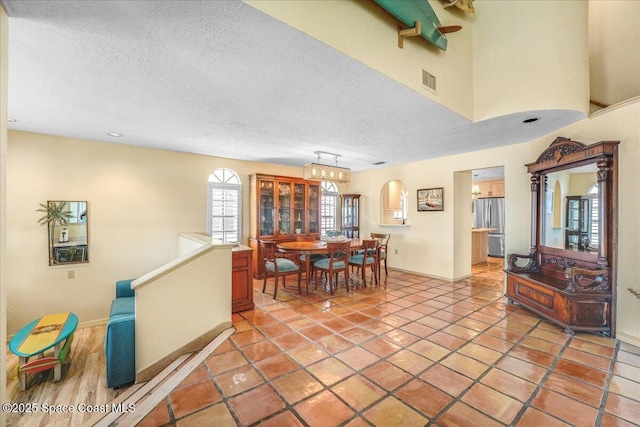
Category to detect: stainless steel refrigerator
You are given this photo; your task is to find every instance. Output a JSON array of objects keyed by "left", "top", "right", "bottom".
[{"left": 473, "top": 197, "right": 505, "bottom": 257}]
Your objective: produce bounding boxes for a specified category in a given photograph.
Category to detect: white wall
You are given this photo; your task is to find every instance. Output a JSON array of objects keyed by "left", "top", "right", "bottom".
[{"left": 5, "top": 131, "right": 303, "bottom": 333}]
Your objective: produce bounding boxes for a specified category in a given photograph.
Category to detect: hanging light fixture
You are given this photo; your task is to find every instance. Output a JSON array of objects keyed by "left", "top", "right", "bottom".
[
  {"left": 471, "top": 174, "right": 481, "bottom": 196},
  {"left": 303, "top": 151, "right": 351, "bottom": 183}
]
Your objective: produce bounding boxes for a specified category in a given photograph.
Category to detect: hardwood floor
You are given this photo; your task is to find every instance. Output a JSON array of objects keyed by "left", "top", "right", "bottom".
[{"left": 5, "top": 324, "right": 122, "bottom": 426}]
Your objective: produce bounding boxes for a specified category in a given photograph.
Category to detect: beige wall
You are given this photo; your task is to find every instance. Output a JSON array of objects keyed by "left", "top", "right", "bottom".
[
  {"left": 247, "top": 0, "right": 589, "bottom": 121},
  {"left": 1, "top": 4, "right": 8, "bottom": 423},
  {"left": 351, "top": 99, "right": 639, "bottom": 344},
  {"left": 589, "top": 0, "right": 640, "bottom": 106},
  {"left": 5, "top": 107, "right": 640, "bottom": 344},
  {"left": 5, "top": 131, "right": 303, "bottom": 333},
  {"left": 568, "top": 172, "right": 597, "bottom": 196},
  {"left": 134, "top": 244, "right": 231, "bottom": 378}
]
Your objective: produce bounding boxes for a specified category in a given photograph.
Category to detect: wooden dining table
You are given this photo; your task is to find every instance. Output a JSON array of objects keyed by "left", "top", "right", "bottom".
[{"left": 277, "top": 238, "right": 364, "bottom": 294}]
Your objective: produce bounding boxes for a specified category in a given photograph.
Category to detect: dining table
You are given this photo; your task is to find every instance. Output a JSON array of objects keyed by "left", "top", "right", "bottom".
[{"left": 277, "top": 238, "right": 365, "bottom": 294}]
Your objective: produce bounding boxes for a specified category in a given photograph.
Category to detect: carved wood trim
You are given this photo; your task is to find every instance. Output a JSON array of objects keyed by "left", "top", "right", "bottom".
[{"left": 535, "top": 136, "right": 587, "bottom": 163}]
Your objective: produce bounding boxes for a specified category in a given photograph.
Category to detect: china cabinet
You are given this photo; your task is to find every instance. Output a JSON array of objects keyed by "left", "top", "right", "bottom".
[
  {"left": 341, "top": 194, "right": 360, "bottom": 238},
  {"left": 249, "top": 173, "right": 321, "bottom": 278},
  {"left": 565, "top": 196, "right": 591, "bottom": 251},
  {"left": 505, "top": 137, "right": 619, "bottom": 336}
]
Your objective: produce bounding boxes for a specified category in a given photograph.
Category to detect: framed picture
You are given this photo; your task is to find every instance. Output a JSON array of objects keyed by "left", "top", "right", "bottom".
[{"left": 417, "top": 187, "right": 444, "bottom": 211}]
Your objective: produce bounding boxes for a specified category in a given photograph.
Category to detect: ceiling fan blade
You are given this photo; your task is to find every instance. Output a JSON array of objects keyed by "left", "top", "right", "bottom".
[{"left": 437, "top": 25, "right": 462, "bottom": 34}]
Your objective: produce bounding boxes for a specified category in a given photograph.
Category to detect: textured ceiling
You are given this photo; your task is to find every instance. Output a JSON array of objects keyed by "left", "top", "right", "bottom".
[{"left": 2, "top": 0, "right": 585, "bottom": 172}]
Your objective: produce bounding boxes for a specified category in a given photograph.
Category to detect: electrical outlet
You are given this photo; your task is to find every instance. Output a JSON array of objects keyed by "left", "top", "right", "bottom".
[
  {"left": 394, "top": 249, "right": 398, "bottom": 255},
  {"left": 67, "top": 270, "right": 75, "bottom": 279}
]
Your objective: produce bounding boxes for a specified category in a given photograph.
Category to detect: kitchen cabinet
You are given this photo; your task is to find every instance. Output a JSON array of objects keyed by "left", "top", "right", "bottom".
[{"left": 473, "top": 179, "right": 504, "bottom": 198}]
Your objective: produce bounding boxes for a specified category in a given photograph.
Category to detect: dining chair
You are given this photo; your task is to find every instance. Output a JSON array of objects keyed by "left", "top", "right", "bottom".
[
  {"left": 314, "top": 241, "right": 351, "bottom": 294},
  {"left": 325, "top": 230, "right": 341, "bottom": 237},
  {"left": 295, "top": 235, "right": 327, "bottom": 278},
  {"left": 348, "top": 239, "right": 379, "bottom": 287},
  {"left": 370, "top": 232, "right": 391, "bottom": 281},
  {"left": 259, "top": 240, "right": 301, "bottom": 299}
]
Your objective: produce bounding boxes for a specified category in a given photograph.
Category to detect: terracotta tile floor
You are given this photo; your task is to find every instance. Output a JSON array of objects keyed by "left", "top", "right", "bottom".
[{"left": 138, "top": 259, "right": 640, "bottom": 426}]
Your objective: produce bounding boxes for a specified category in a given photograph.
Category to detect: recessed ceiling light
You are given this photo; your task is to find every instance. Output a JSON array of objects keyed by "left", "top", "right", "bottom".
[
  {"left": 522, "top": 117, "right": 539, "bottom": 123},
  {"left": 107, "top": 132, "right": 122, "bottom": 137},
  {"left": 8, "top": 117, "right": 17, "bottom": 122}
]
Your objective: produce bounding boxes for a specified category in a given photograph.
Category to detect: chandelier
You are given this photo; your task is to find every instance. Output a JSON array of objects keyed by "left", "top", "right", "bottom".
[{"left": 303, "top": 151, "right": 351, "bottom": 183}]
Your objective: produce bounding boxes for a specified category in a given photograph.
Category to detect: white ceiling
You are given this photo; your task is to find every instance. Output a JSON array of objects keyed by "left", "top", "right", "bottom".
[{"left": 1, "top": 0, "right": 585, "bottom": 172}]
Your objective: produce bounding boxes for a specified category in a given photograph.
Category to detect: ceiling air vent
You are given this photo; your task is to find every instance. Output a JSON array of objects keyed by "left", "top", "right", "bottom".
[
  {"left": 373, "top": 161, "right": 386, "bottom": 165},
  {"left": 422, "top": 68, "right": 437, "bottom": 93}
]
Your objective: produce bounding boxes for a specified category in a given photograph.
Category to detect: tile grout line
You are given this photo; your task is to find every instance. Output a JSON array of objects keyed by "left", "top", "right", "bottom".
[
  {"left": 594, "top": 338, "right": 621, "bottom": 425},
  {"left": 507, "top": 325, "right": 578, "bottom": 426}
]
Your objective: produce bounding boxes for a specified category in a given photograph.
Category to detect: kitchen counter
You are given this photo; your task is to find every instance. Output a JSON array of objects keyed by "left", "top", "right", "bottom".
[{"left": 471, "top": 228, "right": 495, "bottom": 264}]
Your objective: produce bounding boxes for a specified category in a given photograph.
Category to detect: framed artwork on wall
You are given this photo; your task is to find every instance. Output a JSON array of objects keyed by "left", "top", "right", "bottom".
[{"left": 417, "top": 188, "right": 444, "bottom": 211}]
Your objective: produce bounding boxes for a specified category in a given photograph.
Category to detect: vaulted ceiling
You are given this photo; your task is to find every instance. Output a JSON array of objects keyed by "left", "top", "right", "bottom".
[{"left": 2, "top": 0, "right": 585, "bottom": 172}]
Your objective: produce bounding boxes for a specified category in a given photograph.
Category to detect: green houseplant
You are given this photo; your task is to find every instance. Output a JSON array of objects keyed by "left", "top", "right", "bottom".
[{"left": 37, "top": 201, "right": 73, "bottom": 265}]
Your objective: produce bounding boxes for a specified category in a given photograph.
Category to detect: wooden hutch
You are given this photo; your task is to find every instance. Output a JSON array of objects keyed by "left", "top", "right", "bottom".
[
  {"left": 341, "top": 194, "right": 360, "bottom": 238},
  {"left": 505, "top": 137, "right": 619, "bottom": 336},
  {"left": 249, "top": 173, "right": 321, "bottom": 278}
]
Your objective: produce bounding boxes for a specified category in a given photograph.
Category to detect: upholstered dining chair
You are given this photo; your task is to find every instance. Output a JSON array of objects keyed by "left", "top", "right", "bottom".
[
  {"left": 295, "top": 235, "right": 327, "bottom": 278},
  {"left": 348, "top": 239, "right": 379, "bottom": 287},
  {"left": 260, "top": 240, "right": 301, "bottom": 299},
  {"left": 370, "top": 233, "right": 391, "bottom": 281},
  {"left": 314, "top": 241, "right": 351, "bottom": 294},
  {"left": 325, "top": 230, "right": 341, "bottom": 237}
]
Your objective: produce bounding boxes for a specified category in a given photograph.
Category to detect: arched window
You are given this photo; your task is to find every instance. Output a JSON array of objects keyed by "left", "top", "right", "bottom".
[
  {"left": 321, "top": 181, "right": 338, "bottom": 235},
  {"left": 207, "top": 168, "right": 242, "bottom": 243}
]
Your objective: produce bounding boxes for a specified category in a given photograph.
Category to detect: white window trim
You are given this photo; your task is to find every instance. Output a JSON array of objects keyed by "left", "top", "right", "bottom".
[
  {"left": 321, "top": 182, "right": 338, "bottom": 235},
  {"left": 207, "top": 169, "right": 242, "bottom": 243}
]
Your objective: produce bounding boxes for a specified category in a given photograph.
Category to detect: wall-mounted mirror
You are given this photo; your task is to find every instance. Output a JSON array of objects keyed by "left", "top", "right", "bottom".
[
  {"left": 40, "top": 200, "right": 89, "bottom": 265},
  {"left": 380, "top": 180, "right": 407, "bottom": 224},
  {"left": 541, "top": 164, "right": 598, "bottom": 254}
]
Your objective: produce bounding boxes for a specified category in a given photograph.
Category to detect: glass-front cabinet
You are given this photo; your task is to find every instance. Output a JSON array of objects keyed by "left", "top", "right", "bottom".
[
  {"left": 277, "top": 181, "right": 291, "bottom": 235},
  {"left": 308, "top": 183, "right": 320, "bottom": 234},
  {"left": 249, "top": 174, "right": 322, "bottom": 278},
  {"left": 341, "top": 194, "right": 360, "bottom": 238},
  {"left": 293, "top": 182, "right": 306, "bottom": 234},
  {"left": 258, "top": 178, "right": 275, "bottom": 236},
  {"left": 565, "top": 196, "right": 591, "bottom": 251}
]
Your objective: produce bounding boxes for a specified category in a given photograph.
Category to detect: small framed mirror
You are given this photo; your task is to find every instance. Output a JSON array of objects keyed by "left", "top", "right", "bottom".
[{"left": 39, "top": 200, "right": 89, "bottom": 265}]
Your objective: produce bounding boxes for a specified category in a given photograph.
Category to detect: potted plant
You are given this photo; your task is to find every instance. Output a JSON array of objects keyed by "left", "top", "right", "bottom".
[{"left": 37, "top": 201, "right": 73, "bottom": 265}]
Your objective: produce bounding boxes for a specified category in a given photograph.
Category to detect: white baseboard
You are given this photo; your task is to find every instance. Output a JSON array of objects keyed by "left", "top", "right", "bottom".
[{"left": 616, "top": 331, "right": 640, "bottom": 349}]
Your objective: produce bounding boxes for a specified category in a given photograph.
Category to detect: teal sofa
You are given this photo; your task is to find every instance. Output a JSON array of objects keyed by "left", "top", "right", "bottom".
[{"left": 105, "top": 279, "right": 136, "bottom": 388}]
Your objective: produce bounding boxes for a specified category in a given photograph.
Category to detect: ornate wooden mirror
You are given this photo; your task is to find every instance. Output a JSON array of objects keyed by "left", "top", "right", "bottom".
[{"left": 506, "top": 137, "right": 619, "bottom": 336}]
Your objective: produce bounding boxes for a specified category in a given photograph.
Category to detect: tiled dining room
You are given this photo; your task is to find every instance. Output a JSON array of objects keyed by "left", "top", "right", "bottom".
[{"left": 134, "top": 258, "right": 640, "bottom": 427}]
